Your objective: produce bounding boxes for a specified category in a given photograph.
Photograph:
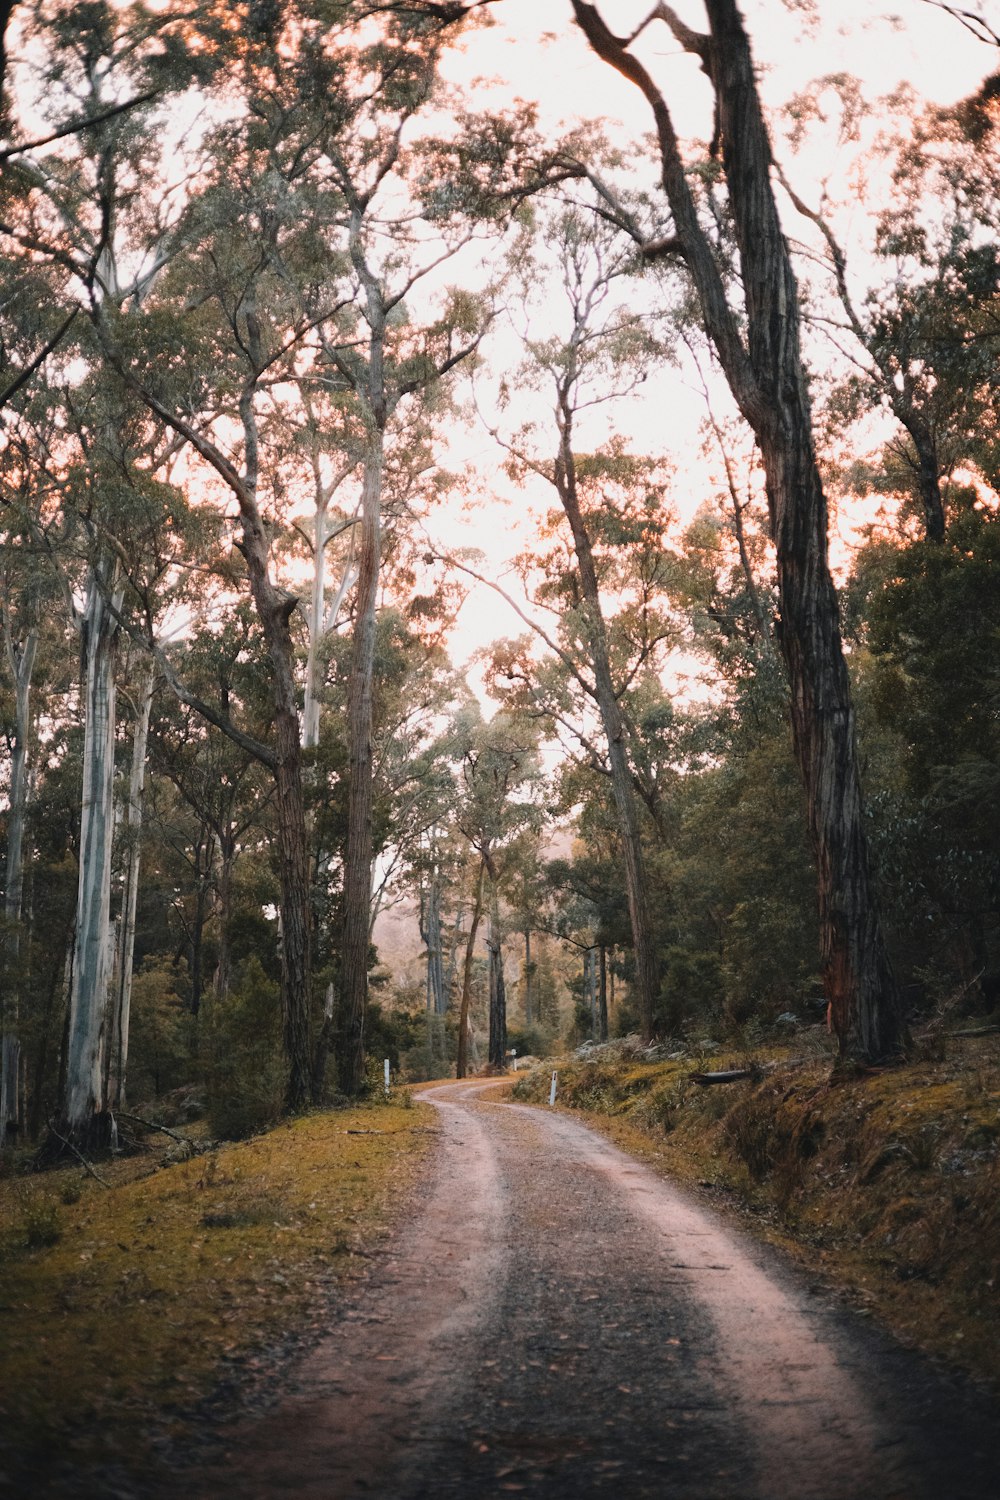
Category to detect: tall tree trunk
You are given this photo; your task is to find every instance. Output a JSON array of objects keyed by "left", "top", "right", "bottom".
[
  {"left": 213, "top": 833, "right": 235, "bottom": 1005},
  {"left": 236, "top": 383, "right": 313, "bottom": 1110},
  {"left": 60, "top": 565, "right": 121, "bottom": 1150},
  {"left": 572, "top": 0, "right": 902, "bottom": 1061},
  {"left": 425, "top": 870, "right": 446, "bottom": 1016},
  {"left": 189, "top": 859, "right": 210, "bottom": 1017},
  {"left": 585, "top": 947, "right": 597, "bottom": 1037},
  {"left": 555, "top": 437, "right": 661, "bottom": 1039},
  {"left": 705, "top": 0, "right": 901, "bottom": 1060},
  {"left": 340, "top": 428, "right": 384, "bottom": 1095},
  {"left": 523, "top": 928, "right": 532, "bottom": 1025},
  {"left": 271, "top": 696, "right": 312, "bottom": 1109},
  {"left": 903, "top": 417, "right": 946, "bottom": 543},
  {"left": 456, "top": 863, "right": 485, "bottom": 1079},
  {"left": 107, "top": 664, "right": 154, "bottom": 1111},
  {"left": 598, "top": 943, "right": 609, "bottom": 1042},
  {"left": 487, "top": 905, "right": 506, "bottom": 1071},
  {"left": 1, "top": 623, "right": 37, "bottom": 1144},
  {"left": 303, "top": 496, "right": 329, "bottom": 755},
  {"left": 311, "top": 981, "right": 336, "bottom": 1101}
]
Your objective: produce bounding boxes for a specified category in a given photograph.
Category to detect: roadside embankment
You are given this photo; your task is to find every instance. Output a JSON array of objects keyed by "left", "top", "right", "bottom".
[{"left": 514, "top": 1035, "right": 1000, "bottom": 1389}]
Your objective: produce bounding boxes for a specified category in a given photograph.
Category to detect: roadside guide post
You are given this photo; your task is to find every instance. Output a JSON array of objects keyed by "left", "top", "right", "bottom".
[
  {"left": 511, "top": 1049, "right": 517, "bottom": 1072},
  {"left": 384, "top": 1058, "right": 390, "bottom": 1098},
  {"left": 549, "top": 1071, "right": 558, "bottom": 1107}
]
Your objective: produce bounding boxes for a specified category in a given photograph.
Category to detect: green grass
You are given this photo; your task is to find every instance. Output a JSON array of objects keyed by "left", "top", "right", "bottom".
[{"left": 0, "top": 1103, "right": 435, "bottom": 1486}]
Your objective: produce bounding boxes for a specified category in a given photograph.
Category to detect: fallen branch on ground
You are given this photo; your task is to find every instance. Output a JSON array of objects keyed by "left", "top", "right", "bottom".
[
  {"left": 690, "top": 1069, "right": 754, "bottom": 1086},
  {"left": 44, "top": 1121, "right": 111, "bottom": 1186},
  {"left": 116, "top": 1111, "right": 192, "bottom": 1144}
]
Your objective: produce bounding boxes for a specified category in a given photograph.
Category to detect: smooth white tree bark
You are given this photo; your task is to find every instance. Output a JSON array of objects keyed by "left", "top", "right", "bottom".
[
  {"left": 107, "top": 661, "right": 155, "bottom": 1110},
  {"left": 1, "top": 621, "right": 38, "bottom": 1140},
  {"left": 63, "top": 563, "right": 122, "bottom": 1143}
]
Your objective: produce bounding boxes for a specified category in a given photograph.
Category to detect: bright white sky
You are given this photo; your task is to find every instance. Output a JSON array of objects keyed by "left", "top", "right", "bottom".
[{"left": 420, "top": 1, "right": 995, "bottom": 696}]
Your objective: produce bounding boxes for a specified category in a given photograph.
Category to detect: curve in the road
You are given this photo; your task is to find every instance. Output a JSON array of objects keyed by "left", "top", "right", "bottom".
[{"left": 184, "top": 1078, "right": 999, "bottom": 1500}]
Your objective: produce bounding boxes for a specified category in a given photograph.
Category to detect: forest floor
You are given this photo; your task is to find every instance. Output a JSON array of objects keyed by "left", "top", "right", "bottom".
[
  {"left": 0, "top": 1098, "right": 434, "bottom": 1497},
  {"left": 512, "top": 1027, "right": 1000, "bottom": 1392}
]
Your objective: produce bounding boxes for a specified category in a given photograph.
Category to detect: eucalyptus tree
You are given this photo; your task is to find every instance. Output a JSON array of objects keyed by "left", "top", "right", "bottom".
[
  {"left": 451, "top": 706, "right": 544, "bottom": 1075},
  {"left": 301, "top": 57, "right": 496, "bottom": 1094},
  {"left": 84, "top": 1, "right": 503, "bottom": 1101},
  {"left": 0, "top": 0, "right": 199, "bottom": 414},
  {"left": 0, "top": 4, "right": 228, "bottom": 1142},
  {"left": 472, "top": 204, "right": 681, "bottom": 1039},
  {"left": 147, "top": 605, "right": 275, "bottom": 1016},
  {"left": 53, "top": 361, "right": 210, "bottom": 1147},
  {"left": 0, "top": 410, "right": 49, "bottom": 1140},
  {"left": 0, "top": 369, "right": 83, "bottom": 1141},
  {"left": 571, "top": 1, "right": 903, "bottom": 1062}
]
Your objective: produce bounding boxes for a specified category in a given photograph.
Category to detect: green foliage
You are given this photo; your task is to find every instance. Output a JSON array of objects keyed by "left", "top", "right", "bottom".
[
  {"left": 205, "top": 959, "right": 285, "bottom": 1140},
  {"left": 19, "top": 1194, "right": 63, "bottom": 1250},
  {"left": 127, "top": 960, "right": 195, "bottom": 1103},
  {"left": 855, "top": 495, "right": 1000, "bottom": 1000},
  {"left": 506, "top": 1023, "right": 552, "bottom": 1059}
]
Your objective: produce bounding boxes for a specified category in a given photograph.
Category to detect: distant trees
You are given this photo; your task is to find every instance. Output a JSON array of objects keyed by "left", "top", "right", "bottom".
[{"left": 452, "top": 708, "right": 543, "bottom": 1076}]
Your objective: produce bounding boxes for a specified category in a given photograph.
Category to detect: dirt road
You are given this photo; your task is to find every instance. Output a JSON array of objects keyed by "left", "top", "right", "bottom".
[{"left": 191, "top": 1079, "right": 999, "bottom": 1499}]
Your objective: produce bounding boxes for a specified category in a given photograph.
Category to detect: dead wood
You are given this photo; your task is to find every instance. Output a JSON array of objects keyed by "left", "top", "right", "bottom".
[
  {"left": 690, "top": 1069, "right": 754, "bottom": 1086},
  {"left": 43, "top": 1120, "right": 111, "bottom": 1186},
  {"left": 116, "top": 1110, "right": 192, "bottom": 1144}
]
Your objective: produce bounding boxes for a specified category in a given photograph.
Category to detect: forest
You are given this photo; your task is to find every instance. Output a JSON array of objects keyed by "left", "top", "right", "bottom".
[{"left": 1, "top": 0, "right": 998, "bottom": 1159}]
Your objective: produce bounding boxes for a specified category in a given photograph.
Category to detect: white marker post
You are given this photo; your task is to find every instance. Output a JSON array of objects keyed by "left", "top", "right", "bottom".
[
  {"left": 383, "top": 1058, "right": 391, "bottom": 1098},
  {"left": 511, "top": 1049, "right": 517, "bottom": 1072},
  {"left": 549, "top": 1070, "right": 558, "bottom": 1107}
]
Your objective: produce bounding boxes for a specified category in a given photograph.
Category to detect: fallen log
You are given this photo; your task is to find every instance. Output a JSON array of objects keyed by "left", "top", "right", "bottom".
[
  {"left": 949, "top": 1026, "right": 1000, "bottom": 1038},
  {"left": 690, "top": 1068, "right": 754, "bottom": 1086},
  {"left": 117, "top": 1110, "right": 191, "bottom": 1145}
]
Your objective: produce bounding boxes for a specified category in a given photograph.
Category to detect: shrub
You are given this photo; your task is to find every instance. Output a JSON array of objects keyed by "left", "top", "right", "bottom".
[
  {"left": 205, "top": 958, "right": 285, "bottom": 1139},
  {"left": 22, "top": 1196, "right": 62, "bottom": 1249}
]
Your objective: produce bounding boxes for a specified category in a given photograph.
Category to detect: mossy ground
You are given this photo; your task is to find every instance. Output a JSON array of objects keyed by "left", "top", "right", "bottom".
[
  {"left": 514, "top": 1033, "right": 1000, "bottom": 1390},
  {"left": 0, "top": 1101, "right": 435, "bottom": 1490}
]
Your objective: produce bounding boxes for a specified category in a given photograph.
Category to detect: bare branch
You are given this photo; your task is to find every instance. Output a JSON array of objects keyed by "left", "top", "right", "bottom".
[
  {"left": 0, "top": 90, "right": 160, "bottom": 165},
  {"left": 0, "top": 307, "right": 78, "bottom": 409}
]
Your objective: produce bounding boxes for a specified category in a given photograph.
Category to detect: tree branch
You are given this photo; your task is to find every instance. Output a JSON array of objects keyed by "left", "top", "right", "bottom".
[{"left": 0, "top": 307, "right": 78, "bottom": 409}]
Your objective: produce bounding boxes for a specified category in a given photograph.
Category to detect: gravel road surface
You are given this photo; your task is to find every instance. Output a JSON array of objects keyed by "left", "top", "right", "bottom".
[{"left": 190, "top": 1079, "right": 999, "bottom": 1499}]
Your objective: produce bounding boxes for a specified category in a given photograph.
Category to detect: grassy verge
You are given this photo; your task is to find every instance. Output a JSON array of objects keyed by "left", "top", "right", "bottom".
[
  {"left": 514, "top": 1034, "right": 1000, "bottom": 1390},
  {"left": 0, "top": 1101, "right": 435, "bottom": 1491}
]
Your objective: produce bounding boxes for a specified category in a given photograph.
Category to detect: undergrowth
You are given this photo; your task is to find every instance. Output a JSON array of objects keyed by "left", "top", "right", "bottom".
[
  {"left": 515, "top": 1034, "right": 1000, "bottom": 1389},
  {"left": 0, "top": 1102, "right": 434, "bottom": 1492}
]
